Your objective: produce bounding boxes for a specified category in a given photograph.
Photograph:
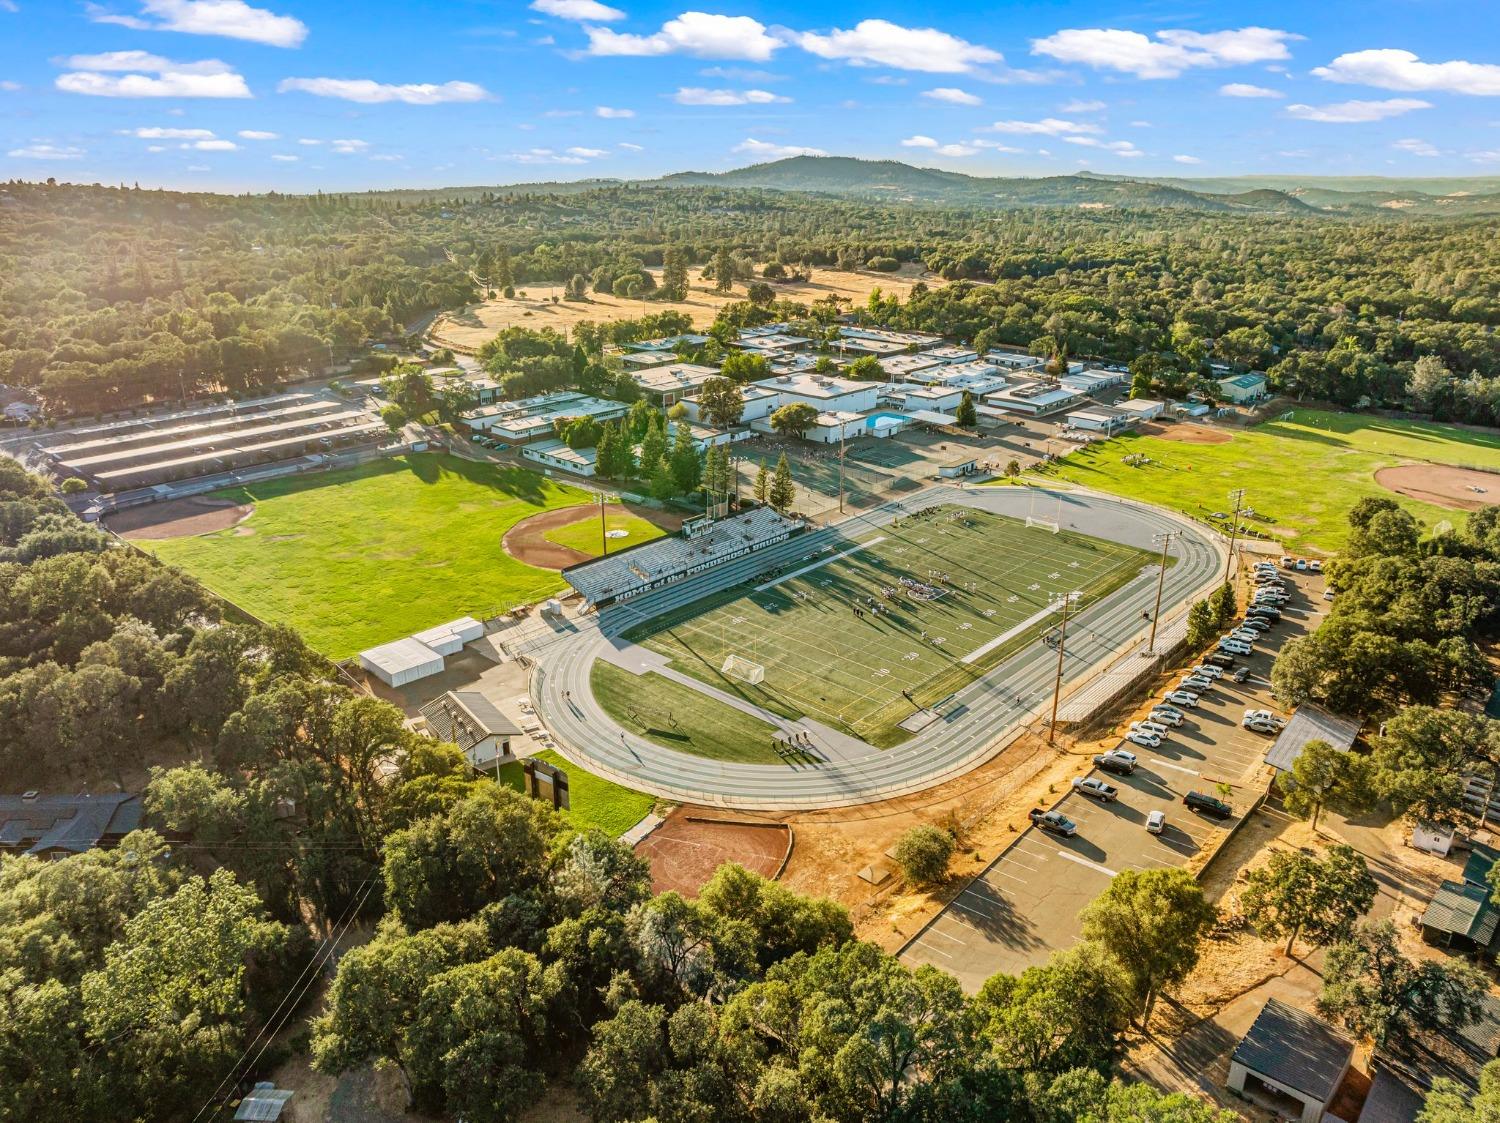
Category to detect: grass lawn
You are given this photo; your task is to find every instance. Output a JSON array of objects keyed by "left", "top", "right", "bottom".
[
  {"left": 590, "top": 660, "right": 784, "bottom": 765},
  {"left": 148, "top": 454, "right": 589, "bottom": 658},
  {"left": 545, "top": 510, "right": 667, "bottom": 559},
  {"left": 625, "top": 505, "right": 1151, "bottom": 748},
  {"left": 1041, "top": 408, "right": 1500, "bottom": 554},
  {"left": 499, "top": 748, "right": 655, "bottom": 837}
]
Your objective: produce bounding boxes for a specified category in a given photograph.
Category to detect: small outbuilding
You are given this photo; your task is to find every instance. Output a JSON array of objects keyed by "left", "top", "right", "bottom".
[
  {"left": 1420, "top": 880, "right": 1500, "bottom": 953},
  {"left": 412, "top": 616, "right": 485, "bottom": 656},
  {"left": 419, "top": 690, "right": 520, "bottom": 773},
  {"left": 1114, "top": 398, "right": 1166, "bottom": 422},
  {"left": 1228, "top": 997, "right": 1354, "bottom": 1123},
  {"left": 358, "top": 636, "right": 444, "bottom": 687},
  {"left": 1264, "top": 704, "right": 1361, "bottom": 773},
  {"left": 234, "top": 1083, "right": 293, "bottom": 1122},
  {"left": 1065, "top": 406, "right": 1133, "bottom": 436},
  {"left": 1218, "top": 371, "right": 1269, "bottom": 403},
  {"left": 937, "top": 457, "right": 979, "bottom": 479}
]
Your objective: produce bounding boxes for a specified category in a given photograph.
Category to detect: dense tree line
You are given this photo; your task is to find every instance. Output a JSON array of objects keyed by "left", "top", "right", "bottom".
[{"left": 6, "top": 178, "right": 1500, "bottom": 422}]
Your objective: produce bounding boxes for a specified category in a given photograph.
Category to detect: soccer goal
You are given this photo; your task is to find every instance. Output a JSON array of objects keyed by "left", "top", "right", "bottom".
[
  {"left": 1026, "top": 492, "right": 1062, "bottom": 534},
  {"left": 721, "top": 653, "right": 766, "bottom": 685}
]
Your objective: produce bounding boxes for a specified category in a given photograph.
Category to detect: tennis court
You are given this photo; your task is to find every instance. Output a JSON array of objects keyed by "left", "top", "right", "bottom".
[{"left": 626, "top": 505, "right": 1154, "bottom": 747}]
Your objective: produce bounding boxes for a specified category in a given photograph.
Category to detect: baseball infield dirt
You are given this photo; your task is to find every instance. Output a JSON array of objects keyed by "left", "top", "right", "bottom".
[
  {"left": 502, "top": 503, "right": 681, "bottom": 569},
  {"left": 1375, "top": 463, "right": 1498, "bottom": 511},
  {"left": 105, "top": 496, "right": 254, "bottom": 540},
  {"left": 1141, "top": 422, "right": 1233, "bottom": 445}
]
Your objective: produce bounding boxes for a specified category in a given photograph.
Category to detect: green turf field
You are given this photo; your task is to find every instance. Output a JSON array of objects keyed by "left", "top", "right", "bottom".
[
  {"left": 624, "top": 505, "right": 1153, "bottom": 747},
  {"left": 147, "top": 454, "right": 588, "bottom": 658},
  {"left": 497, "top": 750, "right": 654, "bottom": 836},
  {"left": 545, "top": 511, "right": 666, "bottom": 559},
  {"left": 590, "top": 660, "right": 784, "bottom": 764},
  {"left": 1041, "top": 408, "right": 1500, "bottom": 553}
]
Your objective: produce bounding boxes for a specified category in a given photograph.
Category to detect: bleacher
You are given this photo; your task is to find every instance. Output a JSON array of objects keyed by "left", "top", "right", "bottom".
[{"left": 563, "top": 508, "right": 802, "bottom": 607}]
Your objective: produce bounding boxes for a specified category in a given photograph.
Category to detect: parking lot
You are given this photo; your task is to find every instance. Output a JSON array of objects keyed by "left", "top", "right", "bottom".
[{"left": 900, "top": 560, "right": 1328, "bottom": 992}]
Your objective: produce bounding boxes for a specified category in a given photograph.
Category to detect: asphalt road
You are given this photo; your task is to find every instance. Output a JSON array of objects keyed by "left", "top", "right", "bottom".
[
  {"left": 518, "top": 483, "right": 1225, "bottom": 810},
  {"left": 899, "top": 567, "right": 1329, "bottom": 991}
]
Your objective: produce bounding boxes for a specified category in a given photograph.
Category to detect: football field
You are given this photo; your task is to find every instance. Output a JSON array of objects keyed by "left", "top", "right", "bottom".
[{"left": 626, "top": 505, "right": 1155, "bottom": 747}]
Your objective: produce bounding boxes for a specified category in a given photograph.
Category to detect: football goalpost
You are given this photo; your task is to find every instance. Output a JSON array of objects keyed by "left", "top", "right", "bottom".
[
  {"left": 1025, "top": 491, "right": 1062, "bottom": 534},
  {"left": 721, "top": 654, "right": 766, "bottom": 685}
]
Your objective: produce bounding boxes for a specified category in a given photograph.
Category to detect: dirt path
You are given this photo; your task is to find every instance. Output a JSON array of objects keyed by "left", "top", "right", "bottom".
[
  {"left": 1375, "top": 462, "right": 1497, "bottom": 510},
  {"left": 503, "top": 503, "right": 682, "bottom": 569},
  {"left": 105, "top": 496, "right": 254, "bottom": 540}
]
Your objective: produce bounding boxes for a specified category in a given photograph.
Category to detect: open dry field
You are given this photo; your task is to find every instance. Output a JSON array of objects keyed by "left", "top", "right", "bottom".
[{"left": 429, "top": 265, "right": 941, "bottom": 351}]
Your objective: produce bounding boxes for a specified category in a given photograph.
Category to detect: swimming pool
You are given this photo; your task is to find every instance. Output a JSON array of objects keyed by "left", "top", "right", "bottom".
[{"left": 864, "top": 411, "right": 911, "bottom": 431}]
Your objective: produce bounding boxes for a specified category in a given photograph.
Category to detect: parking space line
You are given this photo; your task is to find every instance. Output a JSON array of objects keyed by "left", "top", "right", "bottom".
[
  {"left": 1149, "top": 757, "right": 1199, "bottom": 775},
  {"left": 952, "top": 898, "right": 1005, "bottom": 923},
  {"left": 1056, "top": 850, "right": 1118, "bottom": 877},
  {"left": 912, "top": 938, "right": 953, "bottom": 959},
  {"left": 926, "top": 926, "right": 966, "bottom": 943}
]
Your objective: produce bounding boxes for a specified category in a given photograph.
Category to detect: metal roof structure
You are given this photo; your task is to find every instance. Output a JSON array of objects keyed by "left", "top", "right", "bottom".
[
  {"left": 234, "top": 1083, "right": 294, "bottom": 1122},
  {"left": 1232, "top": 997, "right": 1354, "bottom": 1104},
  {"left": 419, "top": 690, "right": 521, "bottom": 753},
  {"left": 1264, "top": 704, "right": 1361, "bottom": 772},
  {"left": 1422, "top": 880, "right": 1500, "bottom": 945},
  {"left": 0, "top": 792, "right": 142, "bottom": 857},
  {"left": 1357, "top": 1066, "right": 1423, "bottom": 1123}
]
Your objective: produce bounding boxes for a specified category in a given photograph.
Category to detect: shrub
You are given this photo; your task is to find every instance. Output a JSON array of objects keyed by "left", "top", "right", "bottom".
[{"left": 894, "top": 825, "right": 955, "bottom": 887}]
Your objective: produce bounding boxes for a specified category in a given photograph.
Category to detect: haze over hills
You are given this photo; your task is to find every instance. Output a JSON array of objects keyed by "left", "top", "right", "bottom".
[{"left": 361, "top": 156, "right": 1500, "bottom": 216}]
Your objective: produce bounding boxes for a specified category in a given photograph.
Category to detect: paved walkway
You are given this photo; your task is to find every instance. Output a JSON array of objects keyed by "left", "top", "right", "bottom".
[{"left": 518, "top": 485, "right": 1226, "bottom": 810}]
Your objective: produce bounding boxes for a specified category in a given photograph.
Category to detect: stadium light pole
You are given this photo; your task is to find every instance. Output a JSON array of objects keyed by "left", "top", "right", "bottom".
[
  {"left": 1047, "top": 590, "right": 1079, "bottom": 746},
  {"left": 1147, "top": 531, "right": 1176, "bottom": 655},
  {"left": 838, "top": 427, "right": 846, "bottom": 514},
  {"left": 1222, "top": 487, "right": 1247, "bottom": 586},
  {"left": 599, "top": 492, "right": 608, "bottom": 557}
]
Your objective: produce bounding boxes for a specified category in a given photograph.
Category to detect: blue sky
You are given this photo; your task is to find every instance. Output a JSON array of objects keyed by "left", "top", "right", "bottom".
[{"left": 3, "top": 0, "right": 1500, "bottom": 191}]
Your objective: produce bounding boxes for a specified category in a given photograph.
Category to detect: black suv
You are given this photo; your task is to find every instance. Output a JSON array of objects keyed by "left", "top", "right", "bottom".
[
  {"left": 1183, "top": 791, "right": 1233, "bottom": 819},
  {"left": 1204, "top": 652, "right": 1236, "bottom": 669},
  {"left": 1093, "top": 752, "right": 1136, "bottom": 776}
]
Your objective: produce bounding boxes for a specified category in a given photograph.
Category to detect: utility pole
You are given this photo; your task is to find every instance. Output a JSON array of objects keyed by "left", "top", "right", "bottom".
[
  {"left": 599, "top": 491, "right": 608, "bottom": 557},
  {"left": 1047, "top": 590, "right": 1078, "bottom": 746},
  {"left": 1223, "top": 487, "right": 1247, "bottom": 586},
  {"left": 1147, "top": 531, "right": 1176, "bottom": 655},
  {"left": 838, "top": 426, "right": 847, "bottom": 514}
]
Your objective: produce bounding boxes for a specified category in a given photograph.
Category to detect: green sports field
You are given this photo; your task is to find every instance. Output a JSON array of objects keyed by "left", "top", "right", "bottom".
[
  {"left": 147, "top": 454, "right": 589, "bottom": 658},
  {"left": 591, "top": 660, "right": 784, "bottom": 764},
  {"left": 625, "top": 505, "right": 1153, "bottom": 747},
  {"left": 1042, "top": 408, "right": 1500, "bottom": 553},
  {"left": 498, "top": 749, "right": 655, "bottom": 836},
  {"left": 545, "top": 511, "right": 666, "bottom": 559}
]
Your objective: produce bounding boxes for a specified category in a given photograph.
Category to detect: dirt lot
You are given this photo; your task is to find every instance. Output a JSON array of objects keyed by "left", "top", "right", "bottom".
[
  {"left": 430, "top": 265, "right": 941, "bottom": 351},
  {"left": 105, "top": 495, "right": 253, "bottom": 540},
  {"left": 1376, "top": 462, "right": 1498, "bottom": 510},
  {"left": 1141, "top": 422, "right": 1233, "bottom": 445},
  {"left": 636, "top": 808, "right": 791, "bottom": 895},
  {"left": 503, "top": 502, "right": 682, "bottom": 569}
]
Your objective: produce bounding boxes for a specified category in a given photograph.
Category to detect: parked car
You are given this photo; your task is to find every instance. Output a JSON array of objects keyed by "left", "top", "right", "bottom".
[
  {"left": 1232, "top": 666, "right": 1252, "bottom": 684},
  {"left": 1180, "top": 675, "right": 1215, "bottom": 692},
  {"left": 1279, "top": 556, "right": 1295, "bottom": 568},
  {"left": 1244, "top": 717, "right": 1281, "bottom": 735},
  {"left": 1239, "top": 618, "right": 1270, "bottom": 632},
  {"left": 1094, "top": 751, "right": 1136, "bottom": 776},
  {"left": 1183, "top": 791, "right": 1233, "bottom": 819},
  {"left": 1163, "top": 690, "right": 1200, "bottom": 707},
  {"left": 1192, "top": 664, "right": 1225, "bottom": 680},
  {"left": 1308, "top": 559, "right": 1324, "bottom": 573},
  {"left": 1247, "top": 607, "right": 1281, "bottom": 620},
  {"left": 1205, "top": 652, "right": 1237, "bottom": 669},
  {"left": 1125, "top": 729, "right": 1162, "bottom": 749},
  {"left": 1323, "top": 589, "right": 1336, "bottom": 602},
  {"left": 1295, "top": 559, "right": 1309, "bottom": 571},
  {"left": 1072, "top": 777, "right": 1118, "bottom": 802},
  {"left": 1131, "top": 720, "right": 1170, "bottom": 739},
  {"left": 1242, "top": 709, "right": 1284, "bottom": 730},
  {"left": 1230, "top": 629, "right": 1261, "bottom": 642},
  {"left": 1149, "top": 706, "right": 1185, "bottom": 726},
  {"left": 1105, "top": 748, "right": 1139, "bottom": 767},
  {"left": 1029, "top": 809, "right": 1077, "bottom": 837},
  {"left": 1146, "top": 810, "right": 1166, "bottom": 835}
]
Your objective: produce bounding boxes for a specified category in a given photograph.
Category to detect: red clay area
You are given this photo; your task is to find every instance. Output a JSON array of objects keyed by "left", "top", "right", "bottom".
[
  {"left": 1141, "top": 422, "right": 1233, "bottom": 445},
  {"left": 1376, "top": 463, "right": 1498, "bottom": 511},
  {"left": 635, "top": 806, "right": 792, "bottom": 896},
  {"left": 105, "top": 496, "right": 254, "bottom": 540},
  {"left": 502, "top": 502, "right": 682, "bottom": 569}
]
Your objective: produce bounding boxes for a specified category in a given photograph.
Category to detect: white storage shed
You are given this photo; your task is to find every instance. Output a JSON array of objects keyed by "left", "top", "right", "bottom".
[
  {"left": 359, "top": 637, "right": 445, "bottom": 687},
  {"left": 412, "top": 616, "right": 486, "bottom": 656}
]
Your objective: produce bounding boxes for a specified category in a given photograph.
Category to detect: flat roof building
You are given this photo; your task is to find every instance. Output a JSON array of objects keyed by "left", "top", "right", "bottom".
[
  {"left": 879, "top": 353, "right": 944, "bottom": 380},
  {"left": 522, "top": 439, "right": 599, "bottom": 477},
  {"left": 411, "top": 616, "right": 485, "bottom": 656},
  {"left": 463, "top": 392, "right": 627, "bottom": 443},
  {"left": 984, "top": 380, "right": 1087, "bottom": 417},
  {"left": 1114, "top": 398, "right": 1166, "bottom": 421},
  {"left": 753, "top": 372, "right": 879, "bottom": 413},
  {"left": 1066, "top": 406, "right": 1135, "bottom": 436},
  {"left": 358, "top": 636, "right": 445, "bottom": 688},
  {"left": 632, "top": 363, "right": 723, "bottom": 405}
]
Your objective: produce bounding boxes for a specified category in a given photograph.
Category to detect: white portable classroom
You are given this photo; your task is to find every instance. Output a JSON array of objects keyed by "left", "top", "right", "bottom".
[
  {"left": 359, "top": 637, "right": 445, "bottom": 687},
  {"left": 412, "top": 616, "right": 486, "bottom": 656}
]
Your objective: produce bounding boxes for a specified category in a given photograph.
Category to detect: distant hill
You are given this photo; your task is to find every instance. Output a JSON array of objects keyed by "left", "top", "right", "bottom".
[{"left": 356, "top": 156, "right": 1500, "bottom": 216}]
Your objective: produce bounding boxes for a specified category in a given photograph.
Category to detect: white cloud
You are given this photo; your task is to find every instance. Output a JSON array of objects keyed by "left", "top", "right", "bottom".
[
  {"left": 1031, "top": 26, "right": 1296, "bottom": 79},
  {"left": 1313, "top": 49, "right": 1500, "bottom": 96},
  {"left": 270, "top": 152, "right": 297, "bottom": 161},
  {"left": 277, "top": 77, "right": 490, "bottom": 104},
  {"left": 330, "top": 138, "right": 368, "bottom": 153},
  {"left": 511, "top": 147, "right": 589, "bottom": 165},
  {"left": 190, "top": 138, "right": 236, "bottom": 149},
  {"left": 585, "top": 13, "right": 781, "bottom": 61},
  {"left": 88, "top": 0, "right": 307, "bottom": 48},
  {"left": 933, "top": 143, "right": 978, "bottom": 157},
  {"left": 0, "top": 1, "right": 16, "bottom": 11},
  {"left": 732, "top": 137, "right": 827, "bottom": 158},
  {"left": 1392, "top": 137, "right": 1441, "bottom": 156},
  {"left": 971, "top": 139, "right": 1021, "bottom": 153},
  {"left": 1059, "top": 98, "right": 1106, "bottom": 112},
  {"left": 297, "top": 137, "right": 320, "bottom": 145},
  {"left": 55, "top": 51, "right": 251, "bottom": 98},
  {"left": 119, "top": 125, "right": 215, "bottom": 138},
  {"left": 986, "top": 117, "right": 1102, "bottom": 136},
  {"left": 595, "top": 105, "right": 634, "bottom": 117},
  {"left": 147, "top": 144, "right": 166, "bottom": 151},
  {"left": 901, "top": 134, "right": 938, "bottom": 147},
  {"left": 672, "top": 86, "right": 788, "bottom": 105},
  {"left": 542, "top": 108, "right": 583, "bottom": 117},
  {"left": 567, "top": 146, "right": 607, "bottom": 157},
  {"left": 370, "top": 153, "right": 404, "bottom": 161},
  {"left": 1220, "top": 82, "right": 1284, "bottom": 98},
  {"left": 237, "top": 128, "right": 277, "bottom": 139},
  {"left": 700, "top": 66, "right": 779, "bottom": 82},
  {"left": 1173, "top": 154, "right": 1202, "bottom": 164},
  {"left": 922, "top": 87, "right": 981, "bottom": 106},
  {"left": 618, "top": 141, "right": 645, "bottom": 151},
  {"left": 528, "top": 0, "right": 624, "bottom": 21},
  {"left": 0, "top": 81, "right": 22, "bottom": 92},
  {"left": 792, "top": 19, "right": 1002, "bottom": 74},
  {"left": 8, "top": 143, "right": 85, "bottom": 159},
  {"left": 186, "top": 163, "right": 210, "bottom": 170},
  {"left": 1285, "top": 97, "right": 1431, "bottom": 123},
  {"left": 1063, "top": 136, "right": 1144, "bottom": 156}
]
